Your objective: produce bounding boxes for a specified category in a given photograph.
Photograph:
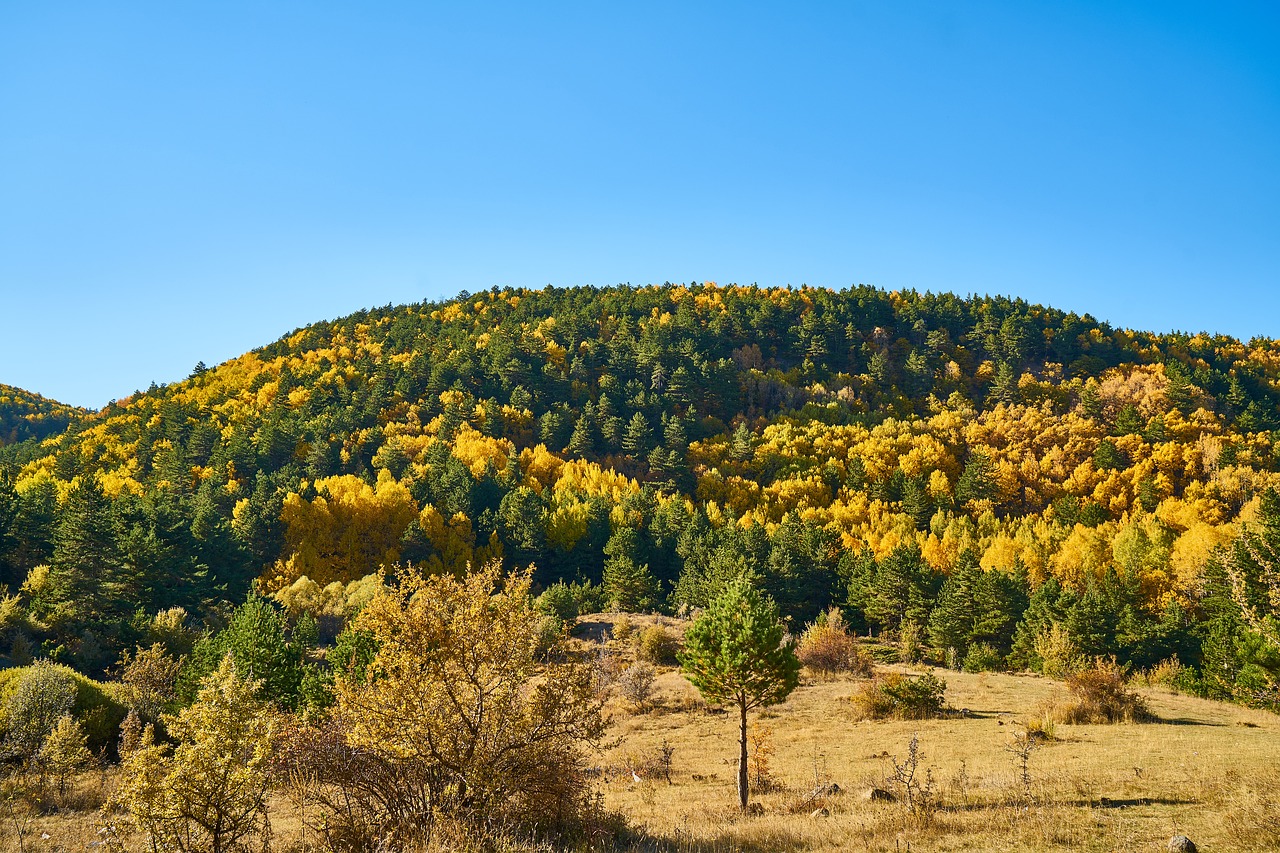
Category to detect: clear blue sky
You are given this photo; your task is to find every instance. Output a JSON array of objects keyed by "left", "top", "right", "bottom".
[{"left": 2, "top": 2, "right": 1278, "bottom": 408}]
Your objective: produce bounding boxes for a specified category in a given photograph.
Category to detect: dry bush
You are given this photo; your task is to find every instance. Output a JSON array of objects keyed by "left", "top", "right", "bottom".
[
  {"left": 851, "top": 672, "right": 947, "bottom": 721},
  {"left": 273, "top": 718, "right": 438, "bottom": 852},
  {"left": 1136, "top": 655, "right": 1196, "bottom": 694},
  {"left": 611, "top": 614, "right": 635, "bottom": 642},
  {"left": 618, "top": 740, "right": 676, "bottom": 784},
  {"left": 795, "top": 609, "right": 874, "bottom": 677},
  {"left": 1022, "top": 710, "right": 1056, "bottom": 742},
  {"left": 591, "top": 648, "right": 626, "bottom": 697},
  {"left": 748, "top": 724, "right": 778, "bottom": 793},
  {"left": 635, "top": 625, "right": 681, "bottom": 665},
  {"left": 333, "top": 563, "right": 606, "bottom": 844},
  {"left": 616, "top": 662, "right": 657, "bottom": 710},
  {"left": 1042, "top": 657, "right": 1151, "bottom": 724},
  {"left": 884, "top": 734, "right": 935, "bottom": 818}
]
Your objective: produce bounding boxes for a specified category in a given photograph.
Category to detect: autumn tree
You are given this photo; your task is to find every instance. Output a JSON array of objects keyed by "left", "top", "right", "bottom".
[
  {"left": 119, "top": 642, "right": 184, "bottom": 721},
  {"left": 4, "top": 659, "right": 77, "bottom": 760},
  {"left": 40, "top": 715, "right": 92, "bottom": 796},
  {"left": 333, "top": 561, "right": 604, "bottom": 840},
  {"left": 678, "top": 579, "right": 800, "bottom": 811},
  {"left": 110, "top": 655, "right": 275, "bottom": 853}
]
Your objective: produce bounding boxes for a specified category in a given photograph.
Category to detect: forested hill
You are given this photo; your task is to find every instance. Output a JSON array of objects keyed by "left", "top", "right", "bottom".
[
  {"left": 3, "top": 283, "right": 1280, "bottom": 705},
  {"left": 0, "top": 384, "right": 86, "bottom": 447}
]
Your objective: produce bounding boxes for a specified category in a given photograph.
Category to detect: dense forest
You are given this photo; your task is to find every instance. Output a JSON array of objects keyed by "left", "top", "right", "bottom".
[
  {"left": 2, "top": 282, "right": 1280, "bottom": 709},
  {"left": 0, "top": 384, "right": 85, "bottom": 447}
]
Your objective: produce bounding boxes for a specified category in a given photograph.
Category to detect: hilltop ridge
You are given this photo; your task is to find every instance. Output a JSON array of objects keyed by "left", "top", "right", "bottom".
[{"left": 0, "top": 282, "right": 1278, "bottom": 712}]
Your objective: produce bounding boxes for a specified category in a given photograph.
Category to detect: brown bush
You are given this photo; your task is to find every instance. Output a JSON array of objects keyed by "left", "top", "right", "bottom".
[
  {"left": 616, "top": 662, "right": 657, "bottom": 710},
  {"left": 1043, "top": 657, "right": 1151, "bottom": 724},
  {"left": 796, "top": 609, "right": 874, "bottom": 677}
]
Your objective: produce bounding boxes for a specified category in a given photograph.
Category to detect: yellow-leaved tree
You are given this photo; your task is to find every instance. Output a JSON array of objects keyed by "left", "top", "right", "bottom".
[
  {"left": 107, "top": 655, "right": 275, "bottom": 853},
  {"left": 330, "top": 561, "right": 604, "bottom": 843}
]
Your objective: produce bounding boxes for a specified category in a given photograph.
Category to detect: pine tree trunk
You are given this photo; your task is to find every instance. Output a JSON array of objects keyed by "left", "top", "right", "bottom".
[{"left": 738, "top": 700, "right": 749, "bottom": 811}]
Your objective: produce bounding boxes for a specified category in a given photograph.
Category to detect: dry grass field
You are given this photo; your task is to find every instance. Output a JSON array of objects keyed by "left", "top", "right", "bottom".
[
  {"left": 596, "top": 666, "right": 1280, "bottom": 852},
  {"left": 3, "top": 614, "right": 1278, "bottom": 853},
  {"left": 589, "top": 615, "right": 1280, "bottom": 853}
]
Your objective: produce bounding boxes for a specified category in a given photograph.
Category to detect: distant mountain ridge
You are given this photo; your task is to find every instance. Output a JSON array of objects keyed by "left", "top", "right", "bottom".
[{"left": 0, "top": 383, "right": 86, "bottom": 447}]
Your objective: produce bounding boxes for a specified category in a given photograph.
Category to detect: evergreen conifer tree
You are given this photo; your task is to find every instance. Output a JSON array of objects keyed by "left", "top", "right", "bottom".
[{"left": 679, "top": 580, "right": 800, "bottom": 811}]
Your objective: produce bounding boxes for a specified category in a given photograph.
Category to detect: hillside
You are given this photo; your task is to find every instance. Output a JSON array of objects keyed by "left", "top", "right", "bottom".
[
  {"left": 0, "top": 383, "right": 84, "bottom": 447},
  {"left": 1, "top": 282, "right": 1279, "bottom": 708}
]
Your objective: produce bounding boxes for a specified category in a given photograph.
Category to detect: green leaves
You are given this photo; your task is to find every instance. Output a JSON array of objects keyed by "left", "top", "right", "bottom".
[{"left": 679, "top": 579, "right": 800, "bottom": 712}]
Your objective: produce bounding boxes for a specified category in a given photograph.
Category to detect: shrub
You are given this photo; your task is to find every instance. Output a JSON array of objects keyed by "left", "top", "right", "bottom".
[
  {"left": 533, "top": 614, "right": 565, "bottom": 659},
  {"left": 796, "top": 609, "right": 875, "bottom": 677},
  {"left": 1033, "top": 624, "right": 1083, "bottom": 679},
  {"left": 40, "top": 715, "right": 93, "bottom": 796},
  {"left": 146, "top": 607, "right": 198, "bottom": 658},
  {"left": 898, "top": 621, "right": 925, "bottom": 664},
  {"left": 1140, "top": 655, "right": 1199, "bottom": 694},
  {"left": 119, "top": 643, "right": 183, "bottom": 721},
  {"left": 569, "top": 581, "right": 607, "bottom": 617},
  {"left": 636, "top": 625, "right": 681, "bottom": 665},
  {"left": 110, "top": 657, "right": 274, "bottom": 853},
  {"left": 333, "top": 563, "right": 605, "bottom": 840},
  {"left": 851, "top": 672, "right": 947, "bottom": 721},
  {"left": 537, "top": 581, "right": 579, "bottom": 623},
  {"left": 0, "top": 660, "right": 126, "bottom": 758},
  {"left": 611, "top": 614, "right": 635, "bottom": 642},
  {"left": 329, "top": 627, "right": 378, "bottom": 683},
  {"left": 962, "top": 643, "right": 1004, "bottom": 673},
  {"left": 1043, "top": 657, "right": 1151, "bottom": 724},
  {"left": 4, "top": 660, "right": 76, "bottom": 758},
  {"left": 616, "top": 662, "right": 657, "bottom": 709}
]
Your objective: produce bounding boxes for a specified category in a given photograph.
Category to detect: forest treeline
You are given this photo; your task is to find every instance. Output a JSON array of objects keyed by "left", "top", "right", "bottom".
[
  {"left": 1, "top": 282, "right": 1279, "bottom": 707},
  {"left": 0, "top": 384, "right": 84, "bottom": 448}
]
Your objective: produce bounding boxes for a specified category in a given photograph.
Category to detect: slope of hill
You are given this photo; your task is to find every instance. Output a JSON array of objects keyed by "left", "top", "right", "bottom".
[
  {"left": 0, "top": 282, "right": 1278, "bottom": 708},
  {"left": 0, "top": 383, "right": 85, "bottom": 447}
]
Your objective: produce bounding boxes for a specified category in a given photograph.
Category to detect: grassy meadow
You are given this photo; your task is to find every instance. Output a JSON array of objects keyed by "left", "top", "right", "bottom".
[{"left": 589, "top": 614, "right": 1280, "bottom": 853}]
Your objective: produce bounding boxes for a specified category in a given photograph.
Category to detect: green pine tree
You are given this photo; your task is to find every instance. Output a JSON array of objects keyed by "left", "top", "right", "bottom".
[
  {"left": 622, "top": 412, "right": 652, "bottom": 456},
  {"left": 602, "top": 556, "right": 658, "bottom": 612},
  {"left": 679, "top": 580, "right": 800, "bottom": 811}
]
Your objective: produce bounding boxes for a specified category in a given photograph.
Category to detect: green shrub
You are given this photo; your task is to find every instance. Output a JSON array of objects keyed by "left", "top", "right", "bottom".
[
  {"left": 329, "top": 627, "right": 378, "bottom": 683},
  {"left": 851, "top": 672, "right": 947, "bottom": 721},
  {"left": 569, "top": 581, "right": 607, "bottom": 617},
  {"left": 962, "top": 643, "right": 1004, "bottom": 673},
  {"left": 0, "top": 660, "right": 126, "bottom": 756},
  {"left": 533, "top": 614, "right": 564, "bottom": 659},
  {"left": 537, "top": 582, "right": 579, "bottom": 623},
  {"left": 636, "top": 625, "right": 681, "bottom": 665}
]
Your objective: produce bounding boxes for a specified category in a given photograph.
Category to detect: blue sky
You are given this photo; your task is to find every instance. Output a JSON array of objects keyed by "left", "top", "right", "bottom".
[{"left": 2, "top": 2, "right": 1278, "bottom": 408}]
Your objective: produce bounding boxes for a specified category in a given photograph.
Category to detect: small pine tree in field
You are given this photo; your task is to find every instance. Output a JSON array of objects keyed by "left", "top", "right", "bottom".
[{"left": 679, "top": 579, "right": 800, "bottom": 811}]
